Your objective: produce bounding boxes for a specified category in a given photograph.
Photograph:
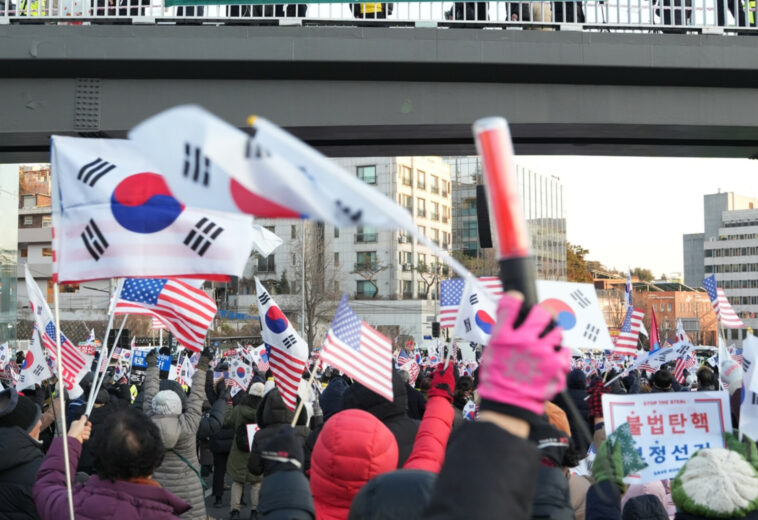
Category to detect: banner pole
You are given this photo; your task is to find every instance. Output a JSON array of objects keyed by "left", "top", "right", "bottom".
[
  {"left": 53, "top": 283, "right": 75, "bottom": 520},
  {"left": 85, "top": 314, "right": 128, "bottom": 417},
  {"left": 87, "top": 278, "right": 124, "bottom": 410}
]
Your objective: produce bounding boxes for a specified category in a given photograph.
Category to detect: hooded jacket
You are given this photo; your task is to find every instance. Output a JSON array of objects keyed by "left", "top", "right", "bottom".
[
  {"left": 0, "top": 426, "right": 44, "bottom": 519},
  {"left": 33, "top": 437, "right": 190, "bottom": 520},
  {"left": 341, "top": 372, "right": 420, "bottom": 467},
  {"left": 622, "top": 495, "right": 669, "bottom": 520},
  {"left": 310, "top": 409, "right": 399, "bottom": 520},
  {"left": 304, "top": 376, "right": 349, "bottom": 473},
  {"left": 143, "top": 363, "right": 207, "bottom": 520},
  {"left": 349, "top": 469, "right": 437, "bottom": 520},
  {"left": 225, "top": 394, "right": 262, "bottom": 484},
  {"left": 247, "top": 389, "right": 310, "bottom": 477},
  {"left": 77, "top": 401, "right": 122, "bottom": 475}
]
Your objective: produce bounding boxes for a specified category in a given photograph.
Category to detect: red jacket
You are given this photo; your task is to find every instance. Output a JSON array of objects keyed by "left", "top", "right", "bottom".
[
  {"left": 310, "top": 409, "right": 398, "bottom": 520},
  {"left": 403, "top": 396, "right": 454, "bottom": 473}
]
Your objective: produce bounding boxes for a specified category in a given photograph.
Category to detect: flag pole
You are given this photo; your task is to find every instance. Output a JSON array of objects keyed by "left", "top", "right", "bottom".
[
  {"left": 291, "top": 358, "right": 320, "bottom": 428},
  {"left": 52, "top": 283, "right": 76, "bottom": 520},
  {"left": 84, "top": 314, "right": 127, "bottom": 417}
]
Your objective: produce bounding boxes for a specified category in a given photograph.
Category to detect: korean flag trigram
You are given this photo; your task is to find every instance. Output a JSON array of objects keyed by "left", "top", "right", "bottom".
[
  {"left": 183, "top": 217, "right": 223, "bottom": 257},
  {"left": 583, "top": 324, "right": 599, "bottom": 343},
  {"left": 183, "top": 143, "right": 210, "bottom": 187},
  {"left": 78, "top": 158, "right": 116, "bottom": 187},
  {"left": 258, "top": 292, "right": 271, "bottom": 306},
  {"left": 570, "top": 289, "right": 592, "bottom": 309},
  {"left": 81, "top": 219, "right": 109, "bottom": 260}
]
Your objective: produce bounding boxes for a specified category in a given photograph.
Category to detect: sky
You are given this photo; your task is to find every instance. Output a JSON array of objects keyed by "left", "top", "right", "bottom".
[{"left": 515, "top": 156, "right": 758, "bottom": 277}]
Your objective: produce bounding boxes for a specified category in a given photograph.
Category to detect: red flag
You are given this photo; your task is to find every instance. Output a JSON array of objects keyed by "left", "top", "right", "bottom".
[{"left": 649, "top": 308, "right": 661, "bottom": 353}]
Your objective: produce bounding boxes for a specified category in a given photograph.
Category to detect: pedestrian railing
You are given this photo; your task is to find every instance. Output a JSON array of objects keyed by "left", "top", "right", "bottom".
[{"left": 1, "top": 0, "right": 756, "bottom": 33}]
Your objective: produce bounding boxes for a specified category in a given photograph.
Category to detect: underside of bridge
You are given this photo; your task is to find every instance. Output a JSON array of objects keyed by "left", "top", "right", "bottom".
[{"left": 3, "top": 24, "right": 758, "bottom": 162}]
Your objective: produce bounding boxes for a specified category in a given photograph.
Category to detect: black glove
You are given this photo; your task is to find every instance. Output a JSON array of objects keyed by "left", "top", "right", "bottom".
[
  {"left": 529, "top": 416, "right": 569, "bottom": 467},
  {"left": 261, "top": 426, "right": 305, "bottom": 476},
  {"left": 197, "top": 347, "right": 214, "bottom": 371}
]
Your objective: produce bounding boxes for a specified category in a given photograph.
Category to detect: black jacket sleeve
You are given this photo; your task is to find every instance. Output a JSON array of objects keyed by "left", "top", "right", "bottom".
[
  {"left": 197, "top": 396, "right": 227, "bottom": 441},
  {"left": 423, "top": 421, "right": 540, "bottom": 520},
  {"left": 205, "top": 369, "right": 218, "bottom": 403}
]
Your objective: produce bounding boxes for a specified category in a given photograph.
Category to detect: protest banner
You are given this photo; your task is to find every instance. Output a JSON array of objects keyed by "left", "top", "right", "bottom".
[
  {"left": 602, "top": 391, "right": 731, "bottom": 483},
  {"left": 131, "top": 349, "right": 172, "bottom": 371}
]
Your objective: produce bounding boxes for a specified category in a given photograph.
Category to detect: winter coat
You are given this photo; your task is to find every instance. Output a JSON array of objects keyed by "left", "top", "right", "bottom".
[
  {"left": 197, "top": 395, "right": 226, "bottom": 443},
  {"left": 304, "top": 377, "right": 349, "bottom": 472},
  {"left": 341, "top": 371, "right": 420, "bottom": 467},
  {"left": 622, "top": 481, "right": 673, "bottom": 518},
  {"left": 258, "top": 470, "right": 315, "bottom": 520},
  {"left": 0, "top": 426, "right": 44, "bottom": 519},
  {"left": 247, "top": 389, "right": 310, "bottom": 477},
  {"left": 406, "top": 384, "right": 426, "bottom": 420},
  {"left": 565, "top": 369, "right": 592, "bottom": 433},
  {"left": 310, "top": 409, "right": 399, "bottom": 520},
  {"left": 225, "top": 397, "right": 261, "bottom": 484},
  {"left": 586, "top": 480, "right": 622, "bottom": 520},
  {"left": 568, "top": 474, "right": 591, "bottom": 520},
  {"left": 143, "top": 364, "right": 207, "bottom": 520},
  {"left": 423, "top": 421, "right": 540, "bottom": 520},
  {"left": 452, "top": 395, "right": 467, "bottom": 430},
  {"left": 33, "top": 437, "right": 190, "bottom": 520},
  {"left": 531, "top": 464, "right": 574, "bottom": 520}
]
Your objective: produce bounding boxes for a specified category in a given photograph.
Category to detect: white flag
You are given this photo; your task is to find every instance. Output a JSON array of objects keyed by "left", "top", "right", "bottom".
[
  {"left": 127, "top": 105, "right": 416, "bottom": 230},
  {"left": 453, "top": 278, "right": 497, "bottom": 345},
  {"left": 50, "top": 136, "right": 256, "bottom": 283},
  {"left": 740, "top": 335, "right": 758, "bottom": 440},
  {"left": 17, "top": 330, "right": 54, "bottom": 391},
  {"left": 176, "top": 354, "right": 195, "bottom": 388},
  {"left": 251, "top": 225, "right": 283, "bottom": 257},
  {"left": 0, "top": 343, "right": 9, "bottom": 371}
]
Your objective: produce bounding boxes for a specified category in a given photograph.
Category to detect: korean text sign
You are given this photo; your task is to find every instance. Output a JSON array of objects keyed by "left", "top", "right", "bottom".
[{"left": 602, "top": 391, "right": 731, "bottom": 483}]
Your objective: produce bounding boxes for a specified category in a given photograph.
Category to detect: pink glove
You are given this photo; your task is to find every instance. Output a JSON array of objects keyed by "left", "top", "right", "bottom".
[{"left": 477, "top": 292, "right": 569, "bottom": 418}]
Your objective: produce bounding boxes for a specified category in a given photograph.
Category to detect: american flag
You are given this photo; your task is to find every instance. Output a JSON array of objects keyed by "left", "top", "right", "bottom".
[
  {"left": 730, "top": 346, "right": 744, "bottom": 366},
  {"left": 321, "top": 295, "right": 394, "bottom": 401},
  {"left": 614, "top": 306, "right": 644, "bottom": 356},
  {"left": 674, "top": 351, "right": 697, "bottom": 384},
  {"left": 399, "top": 361, "right": 421, "bottom": 386},
  {"left": 151, "top": 316, "right": 167, "bottom": 330},
  {"left": 440, "top": 276, "right": 503, "bottom": 328},
  {"left": 703, "top": 275, "right": 745, "bottom": 328},
  {"left": 396, "top": 349, "right": 410, "bottom": 367},
  {"left": 114, "top": 278, "right": 217, "bottom": 352},
  {"left": 42, "top": 321, "right": 88, "bottom": 381}
]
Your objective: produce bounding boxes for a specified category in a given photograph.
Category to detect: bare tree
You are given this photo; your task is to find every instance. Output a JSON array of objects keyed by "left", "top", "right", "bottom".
[
  {"left": 351, "top": 263, "right": 389, "bottom": 298},
  {"left": 291, "top": 222, "right": 341, "bottom": 350},
  {"left": 414, "top": 262, "right": 449, "bottom": 299}
]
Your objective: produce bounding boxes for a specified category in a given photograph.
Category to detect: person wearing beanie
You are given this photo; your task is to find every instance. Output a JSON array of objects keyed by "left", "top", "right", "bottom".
[
  {"left": 143, "top": 347, "right": 214, "bottom": 520},
  {"left": 224, "top": 381, "right": 265, "bottom": 519},
  {"left": 0, "top": 388, "right": 44, "bottom": 519},
  {"left": 257, "top": 427, "right": 315, "bottom": 520},
  {"left": 672, "top": 447, "right": 758, "bottom": 519}
]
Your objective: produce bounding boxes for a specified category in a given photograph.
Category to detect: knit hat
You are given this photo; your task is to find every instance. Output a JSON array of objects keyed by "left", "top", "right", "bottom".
[
  {"left": 720, "top": 358, "right": 743, "bottom": 395},
  {"left": 673, "top": 448, "right": 758, "bottom": 518},
  {"left": 0, "top": 388, "right": 41, "bottom": 433},
  {"left": 249, "top": 382, "right": 265, "bottom": 397},
  {"left": 152, "top": 390, "right": 183, "bottom": 415}
]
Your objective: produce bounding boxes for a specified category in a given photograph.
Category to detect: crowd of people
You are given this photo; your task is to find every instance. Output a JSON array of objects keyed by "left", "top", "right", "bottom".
[{"left": 1, "top": 292, "right": 757, "bottom": 519}]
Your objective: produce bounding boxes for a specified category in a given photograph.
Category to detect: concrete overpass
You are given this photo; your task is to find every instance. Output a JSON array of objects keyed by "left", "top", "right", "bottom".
[{"left": 3, "top": 24, "right": 758, "bottom": 161}]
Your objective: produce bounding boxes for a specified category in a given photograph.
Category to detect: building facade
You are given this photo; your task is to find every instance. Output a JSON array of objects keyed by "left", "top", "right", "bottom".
[
  {"left": 446, "top": 156, "right": 567, "bottom": 280},
  {"left": 0, "top": 164, "right": 19, "bottom": 347},
  {"left": 683, "top": 192, "right": 758, "bottom": 343}
]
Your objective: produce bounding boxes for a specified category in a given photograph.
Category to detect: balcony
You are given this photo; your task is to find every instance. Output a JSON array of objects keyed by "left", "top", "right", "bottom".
[
  {"left": 402, "top": 263, "right": 412, "bottom": 271},
  {"left": 354, "top": 262, "right": 379, "bottom": 271},
  {"left": 442, "top": 216, "right": 449, "bottom": 224},
  {"left": 417, "top": 210, "right": 426, "bottom": 218},
  {"left": 255, "top": 264, "right": 276, "bottom": 274},
  {"left": 356, "top": 234, "right": 378, "bottom": 243},
  {"left": 19, "top": 226, "right": 52, "bottom": 244},
  {"left": 441, "top": 191, "right": 448, "bottom": 198},
  {"left": 430, "top": 212, "right": 439, "bottom": 221}
]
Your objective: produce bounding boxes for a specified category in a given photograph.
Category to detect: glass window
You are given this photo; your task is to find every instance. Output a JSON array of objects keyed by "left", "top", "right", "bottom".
[
  {"left": 462, "top": 220, "right": 478, "bottom": 239},
  {"left": 356, "top": 226, "right": 378, "bottom": 243},
  {"left": 356, "top": 280, "right": 378, "bottom": 298},
  {"left": 462, "top": 198, "right": 477, "bottom": 216},
  {"left": 418, "top": 281, "right": 426, "bottom": 296},
  {"left": 418, "top": 253, "right": 426, "bottom": 267},
  {"left": 291, "top": 225, "right": 297, "bottom": 239},
  {"left": 356, "top": 251, "right": 377, "bottom": 270},
  {"left": 22, "top": 195, "right": 35, "bottom": 209},
  {"left": 402, "top": 280, "right": 413, "bottom": 298},
  {"left": 265, "top": 225, "right": 275, "bottom": 234},
  {"left": 41, "top": 216, "right": 51, "bottom": 227},
  {"left": 417, "top": 170, "right": 425, "bottom": 190},
  {"left": 667, "top": 303, "right": 671, "bottom": 312},
  {"left": 430, "top": 202, "right": 439, "bottom": 221},
  {"left": 401, "top": 166, "right": 412, "bottom": 186},
  {"left": 432, "top": 228, "right": 439, "bottom": 244},
  {"left": 291, "top": 253, "right": 296, "bottom": 264},
  {"left": 401, "top": 195, "right": 413, "bottom": 211},
  {"left": 257, "top": 254, "right": 275, "bottom": 272},
  {"left": 357, "top": 165, "right": 377, "bottom": 185},
  {"left": 334, "top": 227, "right": 339, "bottom": 238},
  {"left": 417, "top": 198, "right": 426, "bottom": 218},
  {"left": 430, "top": 175, "right": 439, "bottom": 194},
  {"left": 23, "top": 216, "right": 33, "bottom": 226},
  {"left": 19, "top": 247, "right": 28, "bottom": 259},
  {"left": 334, "top": 252, "right": 339, "bottom": 266},
  {"left": 42, "top": 247, "right": 53, "bottom": 257}
]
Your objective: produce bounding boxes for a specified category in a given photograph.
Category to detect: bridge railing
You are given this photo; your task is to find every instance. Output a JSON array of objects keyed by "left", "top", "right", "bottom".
[{"left": 1, "top": 0, "right": 756, "bottom": 33}]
